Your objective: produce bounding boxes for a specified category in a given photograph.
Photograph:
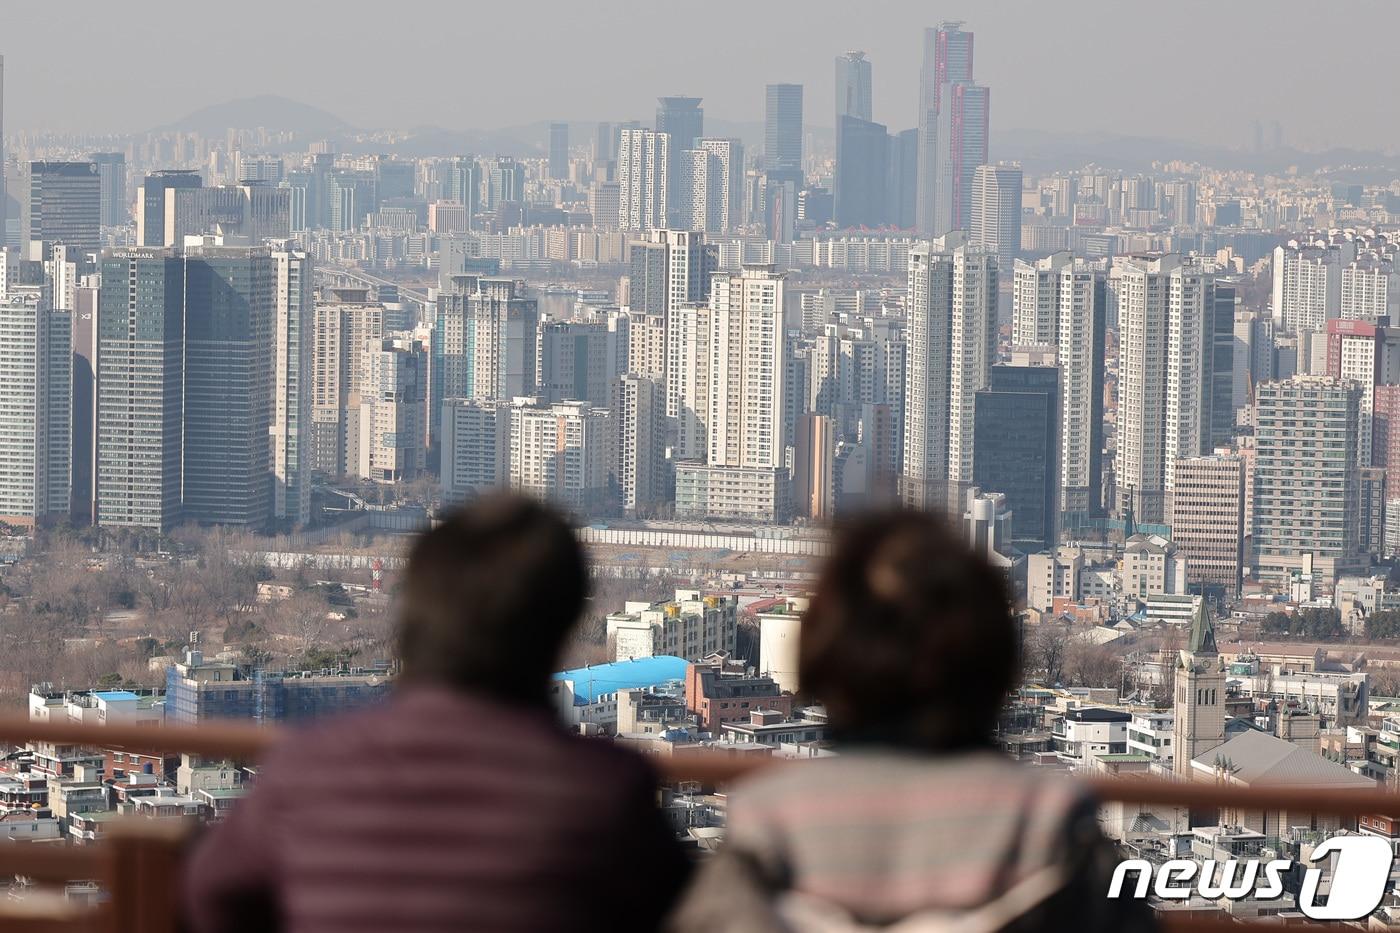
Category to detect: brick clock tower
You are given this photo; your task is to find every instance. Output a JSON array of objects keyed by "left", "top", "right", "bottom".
[{"left": 1173, "top": 602, "right": 1226, "bottom": 777}]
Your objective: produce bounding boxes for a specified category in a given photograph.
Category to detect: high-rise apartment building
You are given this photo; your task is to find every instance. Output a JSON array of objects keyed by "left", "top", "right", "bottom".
[
  {"left": 618, "top": 129, "right": 670, "bottom": 232},
  {"left": 1272, "top": 240, "right": 1353, "bottom": 335},
  {"left": 611, "top": 373, "right": 666, "bottom": 516},
  {"left": 538, "top": 321, "right": 616, "bottom": 406},
  {"left": 695, "top": 139, "right": 743, "bottom": 233},
  {"left": 27, "top": 162, "right": 101, "bottom": 255},
  {"left": 1169, "top": 455, "right": 1246, "bottom": 595},
  {"left": 96, "top": 248, "right": 185, "bottom": 531},
  {"left": 902, "top": 232, "right": 997, "bottom": 512},
  {"left": 358, "top": 339, "right": 426, "bottom": 484},
  {"left": 508, "top": 399, "right": 612, "bottom": 515},
  {"left": 310, "top": 288, "right": 385, "bottom": 477},
  {"left": 0, "top": 287, "right": 71, "bottom": 526},
  {"left": 271, "top": 247, "right": 313, "bottom": 527},
  {"left": 440, "top": 398, "right": 508, "bottom": 504},
  {"left": 1112, "top": 255, "right": 1214, "bottom": 524},
  {"left": 1253, "top": 377, "right": 1365, "bottom": 586},
  {"left": 793, "top": 413, "right": 835, "bottom": 521}
]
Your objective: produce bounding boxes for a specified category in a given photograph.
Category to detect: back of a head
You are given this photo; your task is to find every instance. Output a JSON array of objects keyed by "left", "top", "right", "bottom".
[
  {"left": 398, "top": 494, "right": 586, "bottom": 704},
  {"left": 800, "top": 508, "right": 1016, "bottom": 750}
]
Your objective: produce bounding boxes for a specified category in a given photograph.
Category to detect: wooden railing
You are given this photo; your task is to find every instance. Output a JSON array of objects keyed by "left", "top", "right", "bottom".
[{"left": 0, "top": 715, "right": 1397, "bottom": 931}]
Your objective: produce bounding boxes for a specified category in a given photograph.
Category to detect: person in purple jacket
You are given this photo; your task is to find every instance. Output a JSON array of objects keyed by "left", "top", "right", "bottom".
[{"left": 182, "top": 494, "right": 691, "bottom": 933}]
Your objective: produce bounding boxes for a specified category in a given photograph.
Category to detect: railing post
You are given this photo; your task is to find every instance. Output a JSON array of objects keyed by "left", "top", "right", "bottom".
[{"left": 103, "top": 822, "right": 187, "bottom": 933}]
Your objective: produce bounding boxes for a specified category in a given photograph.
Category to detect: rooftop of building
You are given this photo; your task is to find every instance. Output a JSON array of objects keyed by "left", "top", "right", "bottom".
[
  {"left": 1192, "top": 729, "right": 1376, "bottom": 789},
  {"left": 552, "top": 656, "right": 689, "bottom": 705}
]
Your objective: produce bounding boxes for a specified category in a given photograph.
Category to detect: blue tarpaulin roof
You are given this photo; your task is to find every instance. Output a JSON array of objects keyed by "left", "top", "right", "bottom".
[{"left": 552, "top": 656, "right": 689, "bottom": 704}]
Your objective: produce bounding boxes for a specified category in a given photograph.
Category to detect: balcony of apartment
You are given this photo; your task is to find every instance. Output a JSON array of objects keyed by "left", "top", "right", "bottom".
[{"left": 2, "top": 715, "right": 1400, "bottom": 931}]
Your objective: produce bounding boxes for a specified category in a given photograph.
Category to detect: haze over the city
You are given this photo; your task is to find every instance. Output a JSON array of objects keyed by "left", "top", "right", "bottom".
[{"left": 6, "top": 0, "right": 1398, "bottom": 152}]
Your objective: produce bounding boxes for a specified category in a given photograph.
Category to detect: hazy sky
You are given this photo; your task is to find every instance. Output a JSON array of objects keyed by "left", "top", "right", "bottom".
[{"left": 4, "top": 0, "right": 1397, "bottom": 151}]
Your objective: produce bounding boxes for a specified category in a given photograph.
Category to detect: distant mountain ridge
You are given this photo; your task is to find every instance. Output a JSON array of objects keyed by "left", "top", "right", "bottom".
[{"left": 154, "top": 95, "right": 353, "bottom": 136}]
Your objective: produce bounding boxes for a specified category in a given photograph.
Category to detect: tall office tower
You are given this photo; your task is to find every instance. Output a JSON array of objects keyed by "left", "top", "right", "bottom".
[
  {"left": 972, "top": 364, "right": 1058, "bottom": 553},
  {"left": 509, "top": 399, "right": 612, "bottom": 515},
  {"left": 793, "top": 413, "right": 836, "bottom": 521},
  {"left": 138, "top": 170, "right": 202, "bottom": 246},
  {"left": 1272, "top": 240, "right": 1354, "bottom": 335},
  {"left": 611, "top": 373, "right": 666, "bottom": 515},
  {"left": 886, "top": 128, "right": 920, "bottom": 230},
  {"left": 27, "top": 162, "right": 101, "bottom": 255},
  {"left": 931, "top": 82, "right": 990, "bottom": 235},
  {"left": 1161, "top": 179, "right": 1197, "bottom": 227},
  {"left": 707, "top": 265, "right": 787, "bottom": 468},
  {"left": 442, "top": 157, "right": 480, "bottom": 227},
  {"left": 588, "top": 181, "right": 621, "bottom": 229},
  {"left": 969, "top": 163, "right": 1022, "bottom": 271},
  {"left": 1206, "top": 282, "right": 1238, "bottom": 451},
  {"left": 1112, "top": 255, "right": 1213, "bottom": 525},
  {"left": 618, "top": 129, "right": 670, "bottom": 232},
  {"left": 763, "top": 84, "right": 804, "bottom": 173},
  {"left": 271, "top": 247, "right": 313, "bottom": 527},
  {"left": 327, "top": 169, "right": 377, "bottom": 232},
  {"left": 0, "top": 287, "right": 71, "bottom": 526},
  {"left": 181, "top": 244, "right": 274, "bottom": 529},
  {"left": 236, "top": 154, "right": 284, "bottom": 186},
  {"left": 677, "top": 148, "right": 722, "bottom": 233},
  {"left": 538, "top": 321, "right": 615, "bottom": 405},
  {"left": 655, "top": 97, "right": 701, "bottom": 228},
  {"left": 358, "top": 339, "right": 426, "bottom": 483},
  {"left": 1254, "top": 377, "right": 1365, "bottom": 586},
  {"left": 901, "top": 232, "right": 997, "bottom": 512},
  {"left": 468, "top": 277, "right": 538, "bottom": 401},
  {"left": 916, "top": 22, "right": 974, "bottom": 234},
  {"left": 311, "top": 289, "right": 385, "bottom": 477},
  {"left": 833, "top": 115, "right": 889, "bottom": 229},
  {"left": 548, "top": 122, "right": 570, "bottom": 180},
  {"left": 696, "top": 139, "right": 743, "bottom": 233},
  {"left": 594, "top": 123, "right": 617, "bottom": 164},
  {"left": 373, "top": 159, "right": 415, "bottom": 202},
  {"left": 1326, "top": 318, "right": 1400, "bottom": 468},
  {"left": 96, "top": 249, "right": 185, "bottom": 530},
  {"left": 90, "top": 153, "right": 127, "bottom": 227},
  {"left": 835, "top": 51, "right": 873, "bottom": 122},
  {"left": 163, "top": 185, "right": 292, "bottom": 246},
  {"left": 1170, "top": 455, "right": 1245, "bottom": 596}
]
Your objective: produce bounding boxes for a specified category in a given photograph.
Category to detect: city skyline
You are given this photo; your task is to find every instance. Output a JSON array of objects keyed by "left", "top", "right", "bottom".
[{"left": 3, "top": 0, "right": 1398, "bottom": 153}]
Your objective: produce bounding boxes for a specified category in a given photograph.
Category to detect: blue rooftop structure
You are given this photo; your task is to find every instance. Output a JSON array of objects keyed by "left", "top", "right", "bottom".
[
  {"left": 92, "top": 690, "right": 141, "bottom": 703},
  {"left": 552, "top": 656, "right": 689, "bottom": 705}
]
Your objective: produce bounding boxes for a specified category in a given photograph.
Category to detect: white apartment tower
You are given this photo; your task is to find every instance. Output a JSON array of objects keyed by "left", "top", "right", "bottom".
[
  {"left": 1012, "top": 253, "right": 1106, "bottom": 515},
  {"left": 618, "top": 129, "right": 670, "bottom": 232},
  {"left": 706, "top": 265, "right": 787, "bottom": 470},
  {"left": 0, "top": 288, "right": 70, "bottom": 525},
  {"left": 902, "top": 232, "right": 997, "bottom": 512},
  {"left": 1112, "top": 255, "right": 1213, "bottom": 524},
  {"left": 271, "top": 247, "right": 313, "bottom": 526}
]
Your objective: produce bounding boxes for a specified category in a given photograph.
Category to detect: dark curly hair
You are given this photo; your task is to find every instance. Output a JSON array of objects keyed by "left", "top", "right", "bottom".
[
  {"left": 799, "top": 508, "right": 1016, "bottom": 750},
  {"left": 397, "top": 493, "right": 587, "bottom": 704}
]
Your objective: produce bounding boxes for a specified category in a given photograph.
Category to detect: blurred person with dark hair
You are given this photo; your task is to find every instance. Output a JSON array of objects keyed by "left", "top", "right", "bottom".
[
  {"left": 670, "top": 509, "right": 1153, "bottom": 932},
  {"left": 183, "top": 494, "right": 690, "bottom": 933}
]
